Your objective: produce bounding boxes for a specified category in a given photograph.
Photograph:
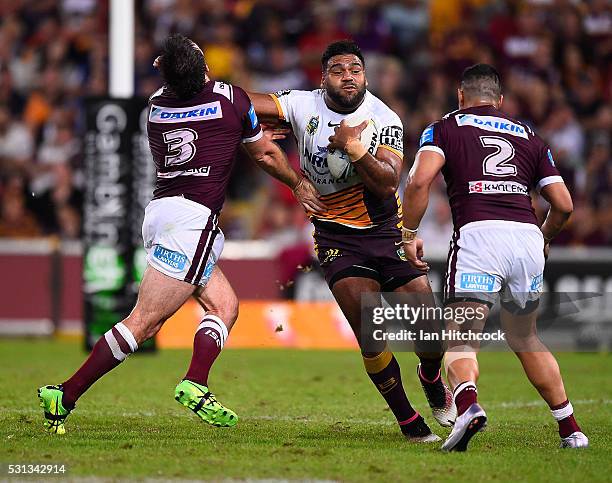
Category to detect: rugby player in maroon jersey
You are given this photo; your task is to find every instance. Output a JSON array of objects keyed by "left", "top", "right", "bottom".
[
  {"left": 402, "top": 64, "right": 588, "bottom": 450},
  {"left": 37, "top": 34, "right": 325, "bottom": 434}
]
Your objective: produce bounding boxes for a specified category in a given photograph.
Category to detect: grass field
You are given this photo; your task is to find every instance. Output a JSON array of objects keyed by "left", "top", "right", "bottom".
[{"left": 1, "top": 339, "right": 611, "bottom": 482}]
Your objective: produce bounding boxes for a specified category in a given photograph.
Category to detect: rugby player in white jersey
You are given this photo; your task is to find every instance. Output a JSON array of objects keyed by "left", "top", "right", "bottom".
[
  {"left": 37, "top": 34, "right": 324, "bottom": 434},
  {"left": 248, "top": 40, "right": 456, "bottom": 442},
  {"left": 402, "top": 64, "right": 588, "bottom": 451}
]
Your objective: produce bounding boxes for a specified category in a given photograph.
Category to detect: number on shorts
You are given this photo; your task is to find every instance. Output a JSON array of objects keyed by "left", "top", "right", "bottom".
[
  {"left": 480, "top": 136, "right": 516, "bottom": 177},
  {"left": 163, "top": 128, "right": 198, "bottom": 167}
]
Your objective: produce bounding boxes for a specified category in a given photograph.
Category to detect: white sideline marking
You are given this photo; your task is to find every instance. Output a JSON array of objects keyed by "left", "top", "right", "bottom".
[{"left": 10, "top": 398, "right": 611, "bottom": 425}]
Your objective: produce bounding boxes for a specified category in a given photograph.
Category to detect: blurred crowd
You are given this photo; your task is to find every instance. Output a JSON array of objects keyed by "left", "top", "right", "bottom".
[{"left": 0, "top": 0, "right": 610, "bottom": 255}]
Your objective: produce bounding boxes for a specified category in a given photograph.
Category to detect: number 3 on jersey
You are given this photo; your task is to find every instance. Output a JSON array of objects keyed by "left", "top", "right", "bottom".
[
  {"left": 163, "top": 128, "right": 198, "bottom": 167},
  {"left": 480, "top": 135, "right": 516, "bottom": 177}
]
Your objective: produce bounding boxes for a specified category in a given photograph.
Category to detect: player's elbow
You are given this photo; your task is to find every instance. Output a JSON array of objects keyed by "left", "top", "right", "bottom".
[
  {"left": 555, "top": 199, "right": 573, "bottom": 220},
  {"left": 542, "top": 183, "right": 573, "bottom": 219},
  {"left": 378, "top": 184, "right": 397, "bottom": 199},
  {"left": 370, "top": 179, "right": 398, "bottom": 199},
  {"left": 406, "top": 174, "right": 431, "bottom": 194},
  {"left": 551, "top": 195, "right": 573, "bottom": 219}
]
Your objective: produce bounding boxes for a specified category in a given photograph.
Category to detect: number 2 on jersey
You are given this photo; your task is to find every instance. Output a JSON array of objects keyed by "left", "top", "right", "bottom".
[
  {"left": 163, "top": 128, "right": 198, "bottom": 167},
  {"left": 480, "top": 135, "right": 516, "bottom": 177}
]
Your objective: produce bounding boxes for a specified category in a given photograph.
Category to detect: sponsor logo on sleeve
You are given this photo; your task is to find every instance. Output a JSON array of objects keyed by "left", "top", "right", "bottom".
[
  {"left": 469, "top": 180, "right": 529, "bottom": 195},
  {"left": 248, "top": 104, "right": 259, "bottom": 129},
  {"left": 274, "top": 89, "right": 292, "bottom": 97},
  {"left": 380, "top": 125, "right": 404, "bottom": 152},
  {"left": 459, "top": 273, "right": 496, "bottom": 292},
  {"left": 547, "top": 148, "right": 555, "bottom": 167},
  {"left": 419, "top": 125, "right": 434, "bottom": 146},
  {"left": 530, "top": 273, "right": 544, "bottom": 292},
  {"left": 456, "top": 114, "right": 528, "bottom": 139},
  {"left": 149, "top": 101, "right": 223, "bottom": 123},
  {"left": 153, "top": 245, "right": 187, "bottom": 271}
]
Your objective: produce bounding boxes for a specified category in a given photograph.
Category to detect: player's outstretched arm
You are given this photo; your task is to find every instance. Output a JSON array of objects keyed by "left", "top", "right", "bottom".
[
  {"left": 246, "top": 92, "right": 283, "bottom": 122},
  {"left": 328, "top": 120, "right": 400, "bottom": 199},
  {"left": 242, "top": 137, "right": 326, "bottom": 214},
  {"left": 539, "top": 182, "right": 573, "bottom": 253},
  {"left": 401, "top": 149, "right": 445, "bottom": 271}
]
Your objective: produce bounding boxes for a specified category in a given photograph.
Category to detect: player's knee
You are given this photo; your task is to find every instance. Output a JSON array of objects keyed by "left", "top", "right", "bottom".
[
  {"left": 125, "top": 311, "right": 164, "bottom": 344},
  {"left": 143, "top": 319, "right": 166, "bottom": 341},
  {"left": 223, "top": 291, "right": 239, "bottom": 324},
  {"left": 507, "top": 332, "right": 541, "bottom": 352},
  {"left": 226, "top": 294, "right": 239, "bottom": 324},
  {"left": 208, "top": 292, "right": 239, "bottom": 326},
  {"left": 505, "top": 335, "right": 523, "bottom": 352}
]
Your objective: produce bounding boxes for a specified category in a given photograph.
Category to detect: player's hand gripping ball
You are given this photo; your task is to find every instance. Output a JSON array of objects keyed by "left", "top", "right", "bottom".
[{"left": 327, "top": 113, "right": 379, "bottom": 179}]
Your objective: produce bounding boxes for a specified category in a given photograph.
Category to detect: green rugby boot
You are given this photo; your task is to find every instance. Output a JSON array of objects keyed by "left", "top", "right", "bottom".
[
  {"left": 174, "top": 380, "right": 238, "bottom": 427},
  {"left": 37, "top": 385, "right": 72, "bottom": 434}
]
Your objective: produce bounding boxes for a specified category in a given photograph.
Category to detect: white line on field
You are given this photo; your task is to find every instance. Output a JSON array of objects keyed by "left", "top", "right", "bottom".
[{"left": 5, "top": 399, "right": 610, "bottom": 425}]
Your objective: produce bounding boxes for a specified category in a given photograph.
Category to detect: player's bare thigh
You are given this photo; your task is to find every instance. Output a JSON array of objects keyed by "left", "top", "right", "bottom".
[
  {"left": 331, "top": 276, "right": 381, "bottom": 351},
  {"left": 393, "top": 275, "right": 442, "bottom": 358},
  {"left": 124, "top": 265, "right": 196, "bottom": 343},
  {"left": 193, "top": 265, "right": 239, "bottom": 332},
  {"left": 393, "top": 274, "right": 433, "bottom": 299},
  {"left": 499, "top": 305, "right": 543, "bottom": 352}
]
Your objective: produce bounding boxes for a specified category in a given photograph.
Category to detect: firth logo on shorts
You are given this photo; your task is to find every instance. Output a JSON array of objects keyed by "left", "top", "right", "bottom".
[
  {"left": 153, "top": 245, "right": 187, "bottom": 271},
  {"left": 530, "top": 273, "right": 544, "bottom": 291},
  {"left": 149, "top": 102, "right": 223, "bottom": 123},
  {"left": 460, "top": 273, "right": 496, "bottom": 292}
]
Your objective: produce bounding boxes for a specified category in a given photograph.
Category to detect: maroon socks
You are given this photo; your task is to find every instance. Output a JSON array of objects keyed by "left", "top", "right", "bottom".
[
  {"left": 418, "top": 356, "right": 442, "bottom": 382},
  {"left": 61, "top": 314, "right": 229, "bottom": 410},
  {"left": 184, "top": 315, "right": 228, "bottom": 386},
  {"left": 62, "top": 322, "right": 138, "bottom": 409},
  {"left": 454, "top": 381, "right": 478, "bottom": 415},
  {"left": 550, "top": 400, "right": 582, "bottom": 438},
  {"left": 363, "top": 352, "right": 419, "bottom": 428}
]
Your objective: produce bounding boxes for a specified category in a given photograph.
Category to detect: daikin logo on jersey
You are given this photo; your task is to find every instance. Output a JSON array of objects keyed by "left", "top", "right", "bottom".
[
  {"left": 456, "top": 114, "right": 529, "bottom": 139},
  {"left": 149, "top": 101, "right": 223, "bottom": 123},
  {"left": 469, "top": 180, "right": 529, "bottom": 195}
]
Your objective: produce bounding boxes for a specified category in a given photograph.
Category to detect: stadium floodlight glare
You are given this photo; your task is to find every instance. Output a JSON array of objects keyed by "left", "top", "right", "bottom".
[{"left": 109, "top": 0, "right": 134, "bottom": 98}]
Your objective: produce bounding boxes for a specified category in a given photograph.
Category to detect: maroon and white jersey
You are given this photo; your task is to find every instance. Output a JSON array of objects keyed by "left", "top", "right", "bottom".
[
  {"left": 418, "top": 105, "right": 563, "bottom": 229},
  {"left": 147, "top": 81, "right": 262, "bottom": 214}
]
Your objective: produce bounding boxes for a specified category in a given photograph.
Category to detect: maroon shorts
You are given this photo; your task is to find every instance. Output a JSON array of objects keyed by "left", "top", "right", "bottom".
[{"left": 313, "top": 219, "right": 425, "bottom": 291}]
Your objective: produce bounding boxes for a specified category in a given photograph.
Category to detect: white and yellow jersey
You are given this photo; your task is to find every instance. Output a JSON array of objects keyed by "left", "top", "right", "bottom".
[{"left": 270, "top": 89, "right": 404, "bottom": 229}]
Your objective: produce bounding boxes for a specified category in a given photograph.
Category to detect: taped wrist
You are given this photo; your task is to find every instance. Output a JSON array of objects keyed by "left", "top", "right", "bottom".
[{"left": 401, "top": 226, "right": 418, "bottom": 243}]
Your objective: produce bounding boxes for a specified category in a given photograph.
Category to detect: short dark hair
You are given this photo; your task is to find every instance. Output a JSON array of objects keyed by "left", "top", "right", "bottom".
[
  {"left": 158, "top": 34, "right": 206, "bottom": 100},
  {"left": 321, "top": 40, "right": 365, "bottom": 71},
  {"left": 461, "top": 64, "right": 502, "bottom": 101}
]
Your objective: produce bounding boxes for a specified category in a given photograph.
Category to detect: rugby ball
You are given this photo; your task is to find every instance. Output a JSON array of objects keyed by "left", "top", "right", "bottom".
[{"left": 327, "top": 113, "right": 379, "bottom": 179}]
